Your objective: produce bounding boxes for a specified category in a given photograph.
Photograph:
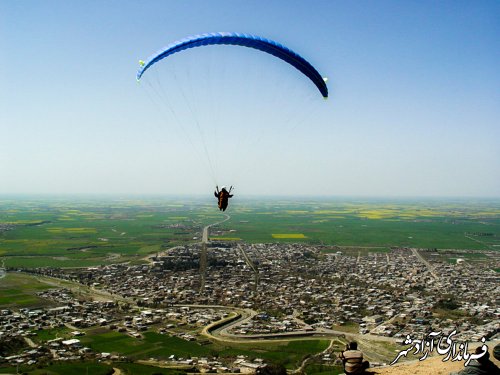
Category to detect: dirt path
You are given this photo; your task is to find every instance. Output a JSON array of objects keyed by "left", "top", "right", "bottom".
[
  {"left": 24, "top": 337, "right": 37, "bottom": 348},
  {"left": 143, "top": 245, "right": 184, "bottom": 264},
  {"left": 293, "top": 338, "right": 337, "bottom": 374}
]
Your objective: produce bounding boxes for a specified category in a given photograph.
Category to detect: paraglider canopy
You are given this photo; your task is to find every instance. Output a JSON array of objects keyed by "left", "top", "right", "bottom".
[{"left": 136, "top": 32, "right": 328, "bottom": 98}]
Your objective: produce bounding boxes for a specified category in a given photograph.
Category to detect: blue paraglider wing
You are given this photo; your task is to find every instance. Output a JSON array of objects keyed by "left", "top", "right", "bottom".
[{"left": 136, "top": 32, "right": 328, "bottom": 98}]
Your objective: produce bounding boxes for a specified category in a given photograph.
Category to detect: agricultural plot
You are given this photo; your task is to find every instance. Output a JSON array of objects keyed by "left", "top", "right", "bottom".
[
  {"left": 0, "top": 197, "right": 219, "bottom": 268},
  {"left": 223, "top": 198, "right": 500, "bottom": 250},
  {"left": 0, "top": 363, "right": 114, "bottom": 375},
  {"left": 0, "top": 273, "right": 58, "bottom": 308},
  {"left": 116, "top": 363, "right": 188, "bottom": 375},
  {"left": 304, "top": 364, "right": 344, "bottom": 375},
  {"left": 272, "top": 233, "right": 307, "bottom": 239},
  {"left": 79, "top": 328, "right": 329, "bottom": 368},
  {"left": 32, "top": 327, "right": 72, "bottom": 344},
  {"left": 80, "top": 330, "right": 212, "bottom": 359},
  {"left": 213, "top": 339, "right": 330, "bottom": 369},
  {"left": 1, "top": 197, "right": 499, "bottom": 269}
]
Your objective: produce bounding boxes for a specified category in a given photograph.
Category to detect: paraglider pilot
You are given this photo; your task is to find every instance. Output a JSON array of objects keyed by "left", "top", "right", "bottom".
[{"left": 214, "top": 186, "right": 233, "bottom": 211}]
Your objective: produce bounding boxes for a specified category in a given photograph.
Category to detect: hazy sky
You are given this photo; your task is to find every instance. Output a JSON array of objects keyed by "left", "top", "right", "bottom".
[{"left": 1, "top": 1, "right": 499, "bottom": 197}]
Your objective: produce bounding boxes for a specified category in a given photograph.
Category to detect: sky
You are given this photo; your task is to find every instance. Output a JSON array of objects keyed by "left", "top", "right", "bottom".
[{"left": 1, "top": 0, "right": 499, "bottom": 197}]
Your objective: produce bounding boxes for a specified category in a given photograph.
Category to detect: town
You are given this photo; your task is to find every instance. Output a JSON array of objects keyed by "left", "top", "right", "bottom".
[{"left": 1, "top": 241, "right": 499, "bottom": 370}]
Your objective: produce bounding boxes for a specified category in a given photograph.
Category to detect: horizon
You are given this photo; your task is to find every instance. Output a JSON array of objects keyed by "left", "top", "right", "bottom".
[{"left": 1, "top": 193, "right": 499, "bottom": 202}]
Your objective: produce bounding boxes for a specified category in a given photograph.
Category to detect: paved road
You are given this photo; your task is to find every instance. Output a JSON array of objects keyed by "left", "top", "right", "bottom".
[
  {"left": 411, "top": 248, "right": 438, "bottom": 279},
  {"left": 200, "top": 214, "right": 230, "bottom": 292},
  {"left": 237, "top": 243, "right": 259, "bottom": 291},
  {"left": 202, "top": 214, "right": 230, "bottom": 243}
]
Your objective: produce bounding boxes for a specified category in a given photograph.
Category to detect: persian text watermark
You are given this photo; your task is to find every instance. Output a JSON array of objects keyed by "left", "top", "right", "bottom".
[{"left": 390, "top": 330, "right": 488, "bottom": 366}]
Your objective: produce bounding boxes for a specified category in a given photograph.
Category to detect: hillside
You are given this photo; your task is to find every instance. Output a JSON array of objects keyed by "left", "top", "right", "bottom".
[{"left": 369, "top": 353, "right": 500, "bottom": 375}]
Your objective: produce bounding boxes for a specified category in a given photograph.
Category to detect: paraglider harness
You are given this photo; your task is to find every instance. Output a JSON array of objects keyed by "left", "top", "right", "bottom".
[{"left": 214, "top": 186, "right": 233, "bottom": 211}]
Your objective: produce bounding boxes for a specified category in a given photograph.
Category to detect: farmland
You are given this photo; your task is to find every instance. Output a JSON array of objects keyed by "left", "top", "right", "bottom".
[
  {"left": 0, "top": 273, "right": 57, "bottom": 308},
  {"left": 79, "top": 329, "right": 330, "bottom": 368},
  {"left": 1, "top": 196, "right": 499, "bottom": 269},
  {"left": 0, "top": 197, "right": 218, "bottom": 268}
]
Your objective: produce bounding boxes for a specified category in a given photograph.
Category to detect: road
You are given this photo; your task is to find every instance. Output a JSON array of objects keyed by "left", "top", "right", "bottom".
[
  {"left": 202, "top": 214, "right": 230, "bottom": 243},
  {"left": 411, "top": 248, "right": 438, "bottom": 279},
  {"left": 293, "top": 338, "right": 336, "bottom": 374},
  {"left": 199, "top": 214, "right": 230, "bottom": 292},
  {"left": 143, "top": 245, "right": 184, "bottom": 264},
  {"left": 237, "top": 243, "right": 259, "bottom": 291}
]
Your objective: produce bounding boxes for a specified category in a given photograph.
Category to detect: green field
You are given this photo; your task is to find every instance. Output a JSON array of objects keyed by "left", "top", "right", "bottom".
[
  {"left": 214, "top": 339, "right": 330, "bottom": 368},
  {"left": 0, "top": 272, "right": 59, "bottom": 308},
  {"left": 80, "top": 328, "right": 329, "bottom": 368},
  {"left": 304, "top": 363, "right": 344, "bottom": 375},
  {"left": 116, "top": 363, "right": 187, "bottom": 375},
  {"left": 1, "top": 197, "right": 499, "bottom": 269},
  {"left": 33, "top": 327, "right": 72, "bottom": 343},
  {"left": 0, "top": 197, "right": 221, "bottom": 268},
  {"left": 0, "top": 362, "right": 114, "bottom": 375},
  {"left": 81, "top": 330, "right": 213, "bottom": 359},
  {"left": 222, "top": 199, "right": 500, "bottom": 249},
  {"left": 0, "top": 362, "right": 217, "bottom": 375}
]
